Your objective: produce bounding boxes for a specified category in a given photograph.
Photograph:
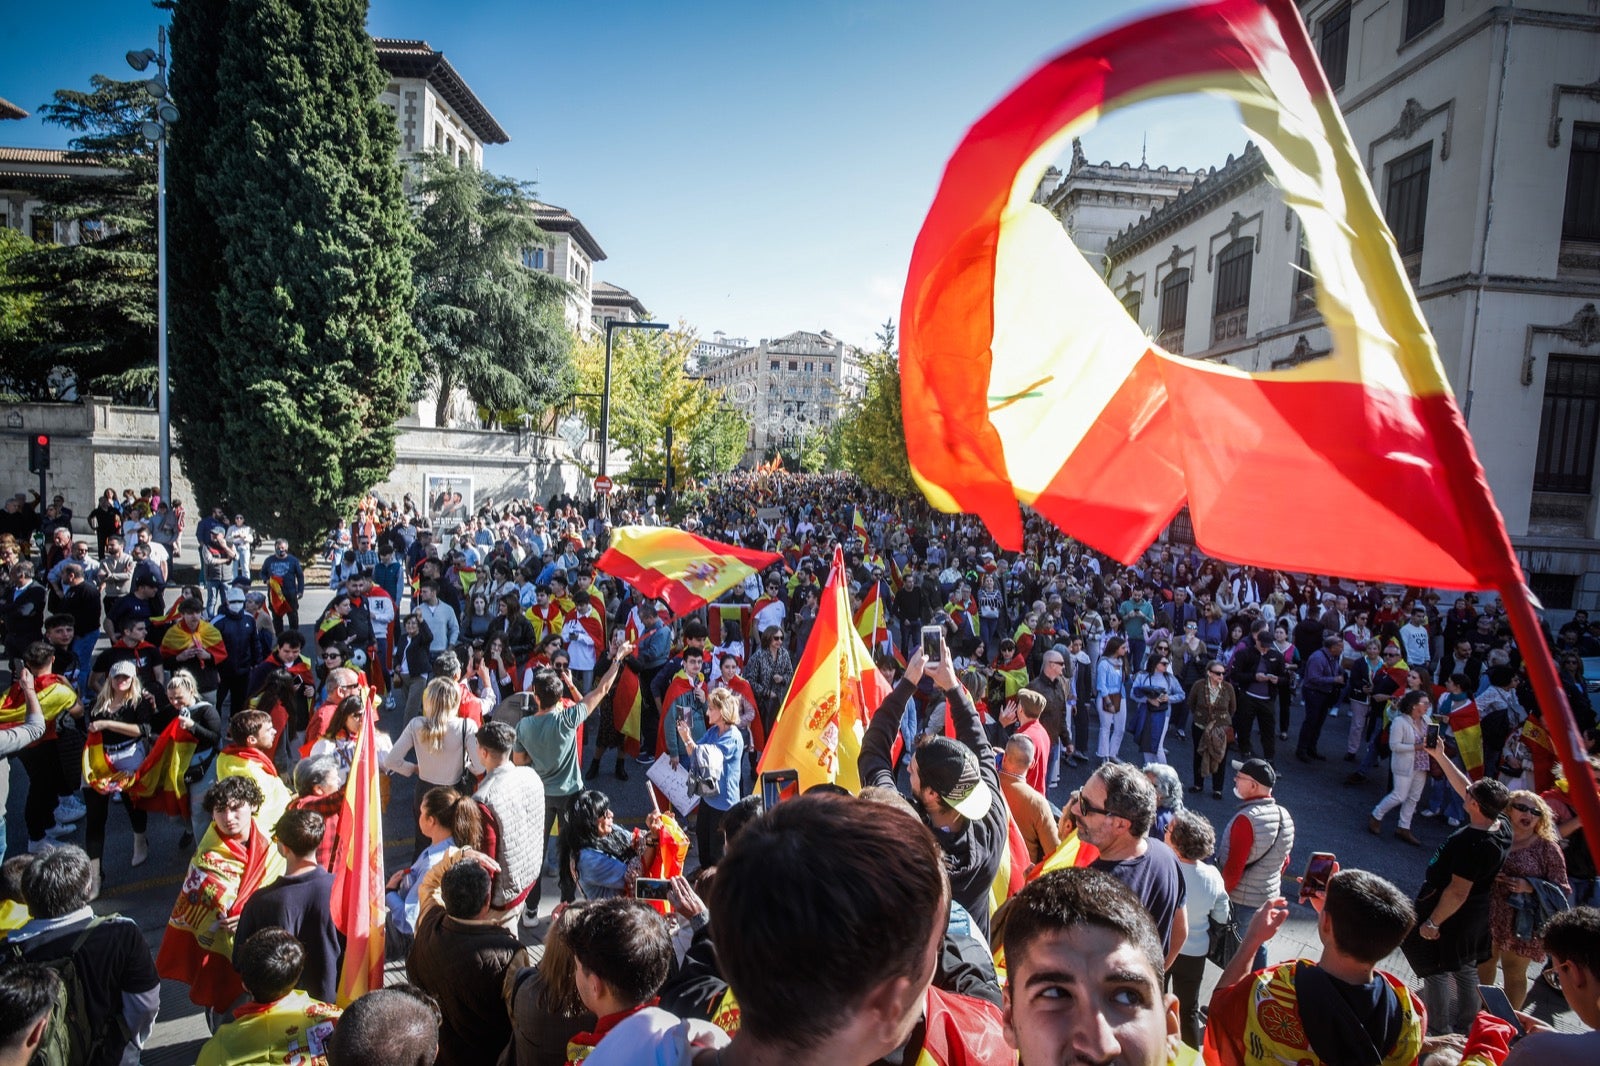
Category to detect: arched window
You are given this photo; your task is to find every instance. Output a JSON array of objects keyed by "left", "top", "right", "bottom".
[
  {"left": 1213, "top": 238, "right": 1253, "bottom": 342},
  {"left": 1158, "top": 269, "right": 1189, "bottom": 354}
]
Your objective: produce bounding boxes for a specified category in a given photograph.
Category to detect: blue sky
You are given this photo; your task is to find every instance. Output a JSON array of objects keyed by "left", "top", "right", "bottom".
[{"left": 4, "top": 0, "right": 1243, "bottom": 348}]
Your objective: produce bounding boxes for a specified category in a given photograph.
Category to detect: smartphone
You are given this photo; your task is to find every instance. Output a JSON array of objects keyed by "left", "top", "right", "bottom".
[
  {"left": 921, "top": 625, "right": 944, "bottom": 663},
  {"left": 1425, "top": 724, "right": 1441, "bottom": 749},
  {"left": 1477, "top": 984, "right": 1523, "bottom": 1036},
  {"left": 1300, "top": 852, "right": 1336, "bottom": 903},
  {"left": 613, "top": 628, "right": 625, "bottom": 644},
  {"left": 635, "top": 877, "right": 673, "bottom": 901},
  {"left": 761, "top": 769, "right": 800, "bottom": 809}
]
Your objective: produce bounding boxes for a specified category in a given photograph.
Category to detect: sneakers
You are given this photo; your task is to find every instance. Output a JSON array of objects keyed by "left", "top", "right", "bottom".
[
  {"left": 25, "top": 838, "right": 59, "bottom": 855},
  {"left": 520, "top": 907, "right": 543, "bottom": 929},
  {"left": 1419, "top": 808, "right": 1442, "bottom": 819},
  {"left": 43, "top": 822, "right": 76, "bottom": 840},
  {"left": 636, "top": 754, "right": 655, "bottom": 766},
  {"left": 54, "top": 795, "right": 86, "bottom": 823},
  {"left": 1447, "top": 816, "right": 1464, "bottom": 827}
]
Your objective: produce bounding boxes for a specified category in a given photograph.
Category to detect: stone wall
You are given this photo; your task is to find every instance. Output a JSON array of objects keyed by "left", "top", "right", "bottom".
[{"left": 0, "top": 398, "right": 597, "bottom": 533}]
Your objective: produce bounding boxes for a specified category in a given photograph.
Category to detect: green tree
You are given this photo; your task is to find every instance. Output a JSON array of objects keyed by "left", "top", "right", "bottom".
[
  {"left": 799, "top": 419, "right": 846, "bottom": 473},
  {"left": 0, "top": 228, "right": 40, "bottom": 355},
  {"left": 167, "top": 0, "right": 422, "bottom": 548},
  {"left": 410, "top": 153, "right": 574, "bottom": 427},
  {"left": 0, "top": 76, "right": 157, "bottom": 401},
  {"left": 841, "top": 318, "right": 915, "bottom": 494},
  {"left": 574, "top": 323, "right": 746, "bottom": 481}
]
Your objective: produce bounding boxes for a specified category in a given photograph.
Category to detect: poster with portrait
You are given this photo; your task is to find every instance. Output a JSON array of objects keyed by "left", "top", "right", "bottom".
[{"left": 425, "top": 474, "right": 473, "bottom": 542}]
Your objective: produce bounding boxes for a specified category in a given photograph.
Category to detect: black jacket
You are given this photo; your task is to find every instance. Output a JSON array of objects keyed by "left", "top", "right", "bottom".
[{"left": 860, "top": 679, "right": 1007, "bottom": 940}]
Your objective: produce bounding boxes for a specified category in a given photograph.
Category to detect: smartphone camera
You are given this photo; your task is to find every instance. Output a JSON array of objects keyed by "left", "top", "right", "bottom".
[
  {"left": 1425, "top": 724, "right": 1441, "bottom": 750},
  {"left": 921, "top": 625, "right": 943, "bottom": 663},
  {"left": 635, "top": 877, "right": 673, "bottom": 902}
]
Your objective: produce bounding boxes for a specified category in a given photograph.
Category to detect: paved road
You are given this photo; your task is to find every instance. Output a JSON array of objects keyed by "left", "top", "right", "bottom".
[{"left": 5, "top": 582, "right": 1580, "bottom": 1059}]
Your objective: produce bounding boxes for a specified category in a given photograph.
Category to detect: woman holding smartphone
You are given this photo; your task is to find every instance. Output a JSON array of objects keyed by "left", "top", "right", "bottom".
[{"left": 1368, "top": 689, "right": 1430, "bottom": 845}]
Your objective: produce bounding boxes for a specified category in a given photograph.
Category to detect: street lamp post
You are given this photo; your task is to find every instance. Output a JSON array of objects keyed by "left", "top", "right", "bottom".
[
  {"left": 599, "top": 320, "right": 668, "bottom": 477},
  {"left": 129, "top": 29, "right": 178, "bottom": 504}
]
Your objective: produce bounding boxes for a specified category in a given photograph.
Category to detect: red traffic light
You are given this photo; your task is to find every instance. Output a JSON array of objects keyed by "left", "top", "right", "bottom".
[{"left": 35, "top": 434, "right": 48, "bottom": 446}]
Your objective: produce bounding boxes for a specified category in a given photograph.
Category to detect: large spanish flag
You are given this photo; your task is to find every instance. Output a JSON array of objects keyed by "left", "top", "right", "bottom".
[
  {"left": 597, "top": 526, "right": 782, "bottom": 614},
  {"left": 757, "top": 547, "right": 890, "bottom": 794},
  {"left": 331, "top": 695, "right": 384, "bottom": 1005},
  {"left": 901, "top": 0, "right": 1503, "bottom": 592},
  {"left": 901, "top": 0, "right": 1600, "bottom": 867}
]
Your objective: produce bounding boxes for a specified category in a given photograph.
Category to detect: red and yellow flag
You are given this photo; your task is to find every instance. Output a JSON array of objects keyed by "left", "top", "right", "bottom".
[
  {"left": 851, "top": 507, "right": 869, "bottom": 545},
  {"left": 1446, "top": 698, "right": 1485, "bottom": 781},
  {"left": 160, "top": 619, "right": 229, "bottom": 667},
  {"left": 266, "top": 574, "right": 290, "bottom": 617},
  {"left": 756, "top": 547, "right": 889, "bottom": 794},
  {"left": 156, "top": 824, "right": 281, "bottom": 1011},
  {"left": 331, "top": 694, "right": 384, "bottom": 1006},
  {"left": 0, "top": 675, "right": 78, "bottom": 741},
  {"left": 83, "top": 718, "right": 198, "bottom": 817},
  {"left": 901, "top": 0, "right": 1507, "bottom": 592},
  {"left": 708, "top": 602, "right": 752, "bottom": 646},
  {"left": 597, "top": 526, "right": 782, "bottom": 615}
]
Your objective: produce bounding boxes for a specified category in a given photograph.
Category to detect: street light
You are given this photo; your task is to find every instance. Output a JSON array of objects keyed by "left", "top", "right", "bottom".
[
  {"left": 599, "top": 320, "right": 667, "bottom": 478},
  {"left": 131, "top": 27, "right": 177, "bottom": 504}
]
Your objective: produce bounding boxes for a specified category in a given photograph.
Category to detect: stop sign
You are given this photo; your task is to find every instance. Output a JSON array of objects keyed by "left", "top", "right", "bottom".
[{"left": 594, "top": 474, "right": 613, "bottom": 495}]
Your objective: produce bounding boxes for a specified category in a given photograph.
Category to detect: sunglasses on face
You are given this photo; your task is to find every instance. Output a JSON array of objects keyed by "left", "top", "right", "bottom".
[{"left": 1509, "top": 802, "right": 1541, "bottom": 817}]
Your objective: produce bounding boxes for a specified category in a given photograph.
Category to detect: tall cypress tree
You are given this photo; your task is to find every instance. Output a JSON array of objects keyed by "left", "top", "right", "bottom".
[{"left": 167, "top": 0, "right": 420, "bottom": 547}]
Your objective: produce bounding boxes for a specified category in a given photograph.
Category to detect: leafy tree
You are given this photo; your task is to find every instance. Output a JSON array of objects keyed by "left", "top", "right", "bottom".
[
  {"left": 0, "top": 76, "right": 157, "bottom": 401},
  {"left": 410, "top": 153, "right": 574, "bottom": 426},
  {"left": 800, "top": 419, "right": 846, "bottom": 473},
  {"left": 574, "top": 323, "right": 747, "bottom": 481},
  {"left": 167, "top": 0, "right": 422, "bottom": 548},
  {"left": 0, "top": 229, "right": 40, "bottom": 352},
  {"left": 840, "top": 318, "right": 915, "bottom": 495}
]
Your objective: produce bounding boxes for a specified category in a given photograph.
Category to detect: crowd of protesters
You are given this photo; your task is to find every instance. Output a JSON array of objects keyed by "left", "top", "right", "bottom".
[{"left": 1, "top": 472, "right": 1600, "bottom": 1063}]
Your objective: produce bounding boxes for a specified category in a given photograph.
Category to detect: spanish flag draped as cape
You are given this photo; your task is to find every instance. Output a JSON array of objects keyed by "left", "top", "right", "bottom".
[
  {"left": 756, "top": 547, "right": 890, "bottom": 794},
  {"left": 214, "top": 744, "right": 293, "bottom": 839},
  {"left": 156, "top": 822, "right": 282, "bottom": 1011},
  {"left": 597, "top": 527, "right": 782, "bottom": 615},
  {"left": 0, "top": 674, "right": 78, "bottom": 742},
  {"left": 160, "top": 618, "right": 228, "bottom": 667}
]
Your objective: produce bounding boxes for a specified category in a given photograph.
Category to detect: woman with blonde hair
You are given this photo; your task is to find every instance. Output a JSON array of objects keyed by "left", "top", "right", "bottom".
[
  {"left": 675, "top": 686, "right": 744, "bottom": 866},
  {"left": 1479, "top": 788, "right": 1570, "bottom": 1008},
  {"left": 385, "top": 677, "right": 482, "bottom": 850},
  {"left": 79, "top": 658, "right": 159, "bottom": 895},
  {"left": 166, "top": 668, "right": 221, "bottom": 848}
]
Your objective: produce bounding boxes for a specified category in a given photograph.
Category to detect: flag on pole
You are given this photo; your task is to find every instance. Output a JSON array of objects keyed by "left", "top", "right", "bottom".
[
  {"left": 757, "top": 547, "right": 890, "bottom": 794},
  {"left": 597, "top": 526, "right": 782, "bottom": 615},
  {"left": 851, "top": 507, "right": 869, "bottom": 545},
  {"left": 852, "top": 581, "right": 904, "bottom": 668},
  {"left": 331, "top": 693, "right": 384, "bottom": 1005}
]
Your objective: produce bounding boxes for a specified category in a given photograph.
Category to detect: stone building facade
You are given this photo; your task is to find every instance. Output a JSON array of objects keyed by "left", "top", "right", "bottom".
[{"left": 701, "top": 330, "right": 867, "bottom": 460}]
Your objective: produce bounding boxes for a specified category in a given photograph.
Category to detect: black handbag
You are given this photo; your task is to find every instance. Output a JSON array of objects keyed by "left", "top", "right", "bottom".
[
  {"left": 453, "top": 719, "right": 477, "bottom": 795},
  {"left": 1207, "top": 902, "right": 1243, "bottom": 968}
]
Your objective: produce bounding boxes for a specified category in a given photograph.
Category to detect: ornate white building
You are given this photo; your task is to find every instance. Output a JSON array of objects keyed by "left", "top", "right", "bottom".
[
  {"left": 701, "top": 330, "right": 867, "bottom": 460},
  {"left": 375, "top": 38, "right": 509, "bottom": 168},
  {"left": 1085, "top": 0, "right": 1600, "bottom": 607}
]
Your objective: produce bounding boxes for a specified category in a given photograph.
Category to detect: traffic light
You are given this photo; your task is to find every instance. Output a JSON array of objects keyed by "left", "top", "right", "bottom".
[{"left": 27, "top": 434, "right": 50, "bottom": 474}]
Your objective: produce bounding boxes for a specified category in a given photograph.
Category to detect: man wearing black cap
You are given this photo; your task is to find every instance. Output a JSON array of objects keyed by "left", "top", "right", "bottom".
[
  {"left": 861, "top": 639, "right": 1007, "bottom": 938},
  {"left": 1217, "top": 757, "right": 1295, "bottom": 971}
]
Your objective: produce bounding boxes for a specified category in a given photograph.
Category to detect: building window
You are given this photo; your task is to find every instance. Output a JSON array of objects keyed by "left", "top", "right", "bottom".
[
  {"left": 1158, "top": 269, "right": 1188, "bottom": 354},
  {"left": 804, "top": 362, "right": 813, "bottom": 372},
  {"left": 1529, "top": 572, "right": 1578, "bottom": 611},
  {"left": 770, "top": 360, "right": 779, "bottom": 370},
  {"left": 824, "top": 362, "right": 831, "bottom": 373},
  {"left": 28, "top": 214, "right": 54, "bottom": 243},
  {"left": 434, "top": 122, "right": 443, "bottom": 149},
  {"left": 1535, "top": 355, "right": 1600, "bottom": 494},
  {"left": 521, "top": 248, "right": 545, "bottom": 270},
  {"left": 1121, "top": 290, "right": 1142, "bottom": 325},
  {"left": 1384, "top": 144, "right": 1431, "bottom": 259},
  {"left": 1563, "top": 124, "right": 1600, "bottom": 243},
  {"left": 1403, "top": 0, "right": 1445, "bottom": 43},
  {"left": 1292, "top": 238, "right": 1317, "bottom": 319},
  {"left": 1212, "top": 237, "right": 1252, "bottom": 343},
  {"left": 788, "top": 360, "right": 798, "bottom": 371},
  {"left": 1319, "top": 4, "right": 1350, "bottom": 91}
]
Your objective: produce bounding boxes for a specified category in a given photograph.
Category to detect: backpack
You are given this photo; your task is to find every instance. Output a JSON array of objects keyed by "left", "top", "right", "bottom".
[
  {"left": 688, "top": 742, "right": 725, "bottom": 798},
  {"left": 10, "top": 916, "right": 129, "bottom": 1066}
]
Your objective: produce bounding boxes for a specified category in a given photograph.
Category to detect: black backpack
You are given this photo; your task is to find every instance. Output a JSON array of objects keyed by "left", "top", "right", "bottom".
[{"left": 9, "top": 916, "right": 130, "bottom": 1066}]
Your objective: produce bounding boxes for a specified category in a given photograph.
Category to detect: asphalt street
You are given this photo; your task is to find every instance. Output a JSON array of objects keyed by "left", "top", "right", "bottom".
[{"left": 4, "top": 581, "right": 1581, "bottom": 1060}]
